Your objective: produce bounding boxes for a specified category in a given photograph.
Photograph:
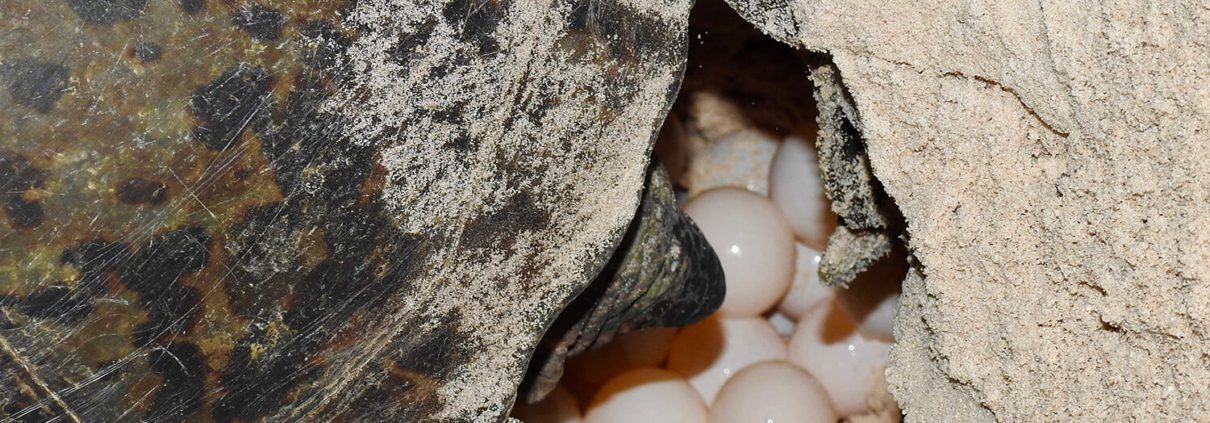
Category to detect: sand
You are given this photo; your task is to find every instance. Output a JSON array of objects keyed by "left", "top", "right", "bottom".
[{"left": 722, "top": 0, "right": 1210, "bottom": 421}]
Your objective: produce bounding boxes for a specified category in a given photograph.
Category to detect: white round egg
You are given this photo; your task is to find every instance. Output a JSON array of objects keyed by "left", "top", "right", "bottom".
[
  {"left": 708, "top": 361, "right": 838, "bottom": 423},
  {"left": 584, "top": 368, "right": 707, "bottom": 423},
  {"left": 665, "top": 315, "right": 788, "bottom": 403},
  {"left": 833, "top": 257, "right": 905, "bottom": 343},
  {"left": 766, "top": 311, "right": 796, "bottom": 338},
  {"left": 788, "top": 303, "right": 892, "bottom": 416},
  {"left": 855, "top": 293, "right": 899, "bottom": 342},
  {"left": 768, "top": 132, "right": 836, "bottom": 249},
  {"left": 684, "top": 187, "right": 796, "bottom": 317},
  {"left": 777, "top": 243, "right": 834, "bottom": 319}
]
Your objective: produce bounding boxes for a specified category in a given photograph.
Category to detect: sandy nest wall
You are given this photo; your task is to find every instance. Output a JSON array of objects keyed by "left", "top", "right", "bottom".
[{"left": 721, "top": 0, "right": 1210, "bottom": 421}]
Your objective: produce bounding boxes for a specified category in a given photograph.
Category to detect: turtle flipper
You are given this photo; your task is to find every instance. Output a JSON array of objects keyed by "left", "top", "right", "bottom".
[{"left": 521, "top": 160, "right": 725, "bottom": 403}]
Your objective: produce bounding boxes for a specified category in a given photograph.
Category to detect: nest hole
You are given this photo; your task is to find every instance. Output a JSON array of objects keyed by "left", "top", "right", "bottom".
[{"left": 515, "top": 0, "right": 910, "bottom": 420}]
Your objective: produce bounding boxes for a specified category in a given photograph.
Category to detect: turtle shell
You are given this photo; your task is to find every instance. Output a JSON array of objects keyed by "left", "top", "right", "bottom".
[{"left": 0, "top": 0, "right": 710, "bottom": 421}]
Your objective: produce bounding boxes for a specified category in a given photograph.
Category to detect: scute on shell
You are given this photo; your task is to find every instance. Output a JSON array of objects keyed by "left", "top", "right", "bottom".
[{"left": 0, "top": 0, "right": 717, "bottom": 421}]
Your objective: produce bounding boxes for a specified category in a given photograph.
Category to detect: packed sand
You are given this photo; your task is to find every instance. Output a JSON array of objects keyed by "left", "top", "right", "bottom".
[{"left": 721, "top": 0, "right": 1210, "bottom": 421}]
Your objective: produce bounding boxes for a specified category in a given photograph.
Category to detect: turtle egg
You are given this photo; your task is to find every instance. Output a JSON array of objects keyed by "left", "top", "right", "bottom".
[
  {"left": 832, "top": 257, "right": 904, "bottom": 343},
  {"left": 768, "top": 132, "right": 836, "bottom": 249},
  {"left": 665, "top": 315, "right": 788, "bottom": 403},
  {"left": 684, "top": 187, "right": 795, "bottom": 317},
  {"left": 766, "top": 311, "right": 797, "bottom": 338},
  {"left": 708, "top": 361, "right": 838, "bottom": 423},
  {"left": 788, "top": 303, "right": 892, "bottom": 416},
  {"left": 585, "top": 368, "right": 707, "bottom": 423},
  {"left": 511, "top": 385, "right": 582, "bottom": 423},
  {"left": 854, "top": 293, "right": 899, "bottom": 342},
  {"left": 777, "top": 243, "right": 834, "bottom": 319}
]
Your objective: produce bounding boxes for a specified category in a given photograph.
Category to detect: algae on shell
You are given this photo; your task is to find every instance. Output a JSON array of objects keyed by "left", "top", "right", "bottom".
[{"left": 0, "top": 0, "right": 720, "bottom": 421}]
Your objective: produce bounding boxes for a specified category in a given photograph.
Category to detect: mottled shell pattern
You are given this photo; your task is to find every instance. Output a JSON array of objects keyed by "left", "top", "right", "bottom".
[{"left": 0, "top": 0, "right": 718, "bottom": 421}]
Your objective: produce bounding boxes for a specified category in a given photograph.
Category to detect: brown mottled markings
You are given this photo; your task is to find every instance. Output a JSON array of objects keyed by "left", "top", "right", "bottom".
[
  {"left": 233, "top": 4, "right": 287, "bottom": 42},
  {"left": 458, "top": 191, "right": 552, "bottom": 252},
  {"left": 0, "top": 153, "right": 48, "bottom": 230},
  {"left": 178, "top": 0, "right": 204, "bottom": 14},
  {"left": 188, "top": 64, "right": 275, "bottom": 151},
  {"left": 117, "top": 226, "right": 210, "bottom": 347},
  {"left": 10, "top": 286, "right": 90, "bottom": 322},
  {"left": 1, "top": 59, "right": 69, "bottom": 114},
  {"left": 145, "top": 342, "right": 205, "bottom": 420},
  {"left": 65, "top": 0, "right": 149, "bottom": 24},
  {"left": 115, "top": 177, "right": 168, "bottom": 205}
]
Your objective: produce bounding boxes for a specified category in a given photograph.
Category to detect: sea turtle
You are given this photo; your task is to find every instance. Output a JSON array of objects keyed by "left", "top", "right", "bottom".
[{"left": 0, "top": 0, "right": 723, "bottom": 421}]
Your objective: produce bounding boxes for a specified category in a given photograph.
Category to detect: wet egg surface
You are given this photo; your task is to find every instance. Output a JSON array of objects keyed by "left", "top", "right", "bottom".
[{"left": 513, "top": 124, "right": 902, "bottom": 422}]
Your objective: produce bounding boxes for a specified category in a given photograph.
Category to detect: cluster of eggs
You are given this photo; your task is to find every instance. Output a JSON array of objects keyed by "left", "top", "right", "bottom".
[{"left": 513, "top": 127, "right": 901, "bottom": 423}]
